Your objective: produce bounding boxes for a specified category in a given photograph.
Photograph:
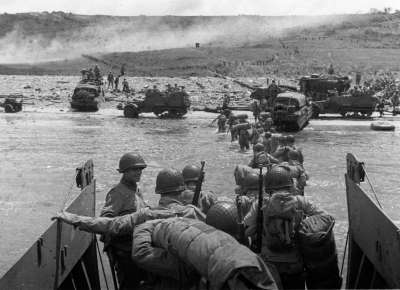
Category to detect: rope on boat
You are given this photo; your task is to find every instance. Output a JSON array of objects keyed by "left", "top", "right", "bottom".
[
  {"left": 340, "top": 231, "right": 349, "bottom": 277},
  {"left": 361, "top": 163, "right": 383, "bottom": 209},
  {"left": 95, "top": 237, "right": 110, "bottom": 290}
]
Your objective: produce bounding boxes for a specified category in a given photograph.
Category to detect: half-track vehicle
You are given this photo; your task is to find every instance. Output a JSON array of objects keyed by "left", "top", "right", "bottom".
[
  {"left": 70, "top": 81, "right": 104, "bottom": 112},
  {"left": 299, "top": 74, "right": 377, "bottom": 117},
  {"left": 272, "top": 91, "right": 312, "bottom": 131},
  {"left": 124, "top": 89, "right": 191, "bottom": 118}
]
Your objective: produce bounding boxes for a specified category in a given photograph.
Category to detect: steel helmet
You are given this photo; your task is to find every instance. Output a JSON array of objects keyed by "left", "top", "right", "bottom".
[
  {"left": 182, "top": 165, "right": 201, "bottom": 183},
  {"left": 253, "top": 143, "right": 265, "bottom": 152},
  {"left": 264, "top": 131, "right": 272, "bottom": 138},
  {"left": 206, "top": 201, "right": 239, "bottom": 237},
  {"left": 243, "top": 173, "right": 260, "bottom": 191},
  {"left": 118, "top": 153, "right": 147, "bottom": 173},
  {"left": 155, "top": 168, "right": 186, "bottom": 194},
  {"left": 264, "top": 165, "right": 293, "bottom": 191}
]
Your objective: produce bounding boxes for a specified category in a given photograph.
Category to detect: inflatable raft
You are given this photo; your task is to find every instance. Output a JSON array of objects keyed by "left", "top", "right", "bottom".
[{"left": 370, "top": 121, "right": 395, "bottom": 131}]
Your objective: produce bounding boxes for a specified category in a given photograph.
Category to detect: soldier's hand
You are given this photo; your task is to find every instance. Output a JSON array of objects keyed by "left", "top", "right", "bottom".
[{"left": 51, "top": 211, "right": 79, "bottom": 226}]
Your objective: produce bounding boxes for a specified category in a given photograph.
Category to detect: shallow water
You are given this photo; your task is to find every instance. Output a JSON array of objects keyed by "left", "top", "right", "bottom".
[{"left": 1, "top": 76, "right": 400, "bottom": 279}]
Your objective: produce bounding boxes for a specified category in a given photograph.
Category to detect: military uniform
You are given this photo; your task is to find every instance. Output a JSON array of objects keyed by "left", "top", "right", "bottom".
[
  {"left": 100, "top": 153, "right": 148, "bottom": 290},
  {"left": 244, "top": 166, "right": 324, "bottom": 290}
]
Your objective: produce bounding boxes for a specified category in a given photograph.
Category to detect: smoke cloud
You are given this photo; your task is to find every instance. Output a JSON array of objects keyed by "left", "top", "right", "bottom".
[{"left": 0, "top": 14, "right": 348, "bottom": 63}]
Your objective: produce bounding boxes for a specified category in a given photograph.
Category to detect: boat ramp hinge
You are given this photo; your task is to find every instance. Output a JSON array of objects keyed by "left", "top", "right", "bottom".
[
  {"left": 75, "top": 167, "right": 83, "bottom": 188},
  {"left": 36, "top": 237, "right": 43, "bottom": 266},
  {"left": 60, "top": 245, "right": 68, "bottom": 273},
  {"left": 347, "top": 159, "right": 365, "bottom": 183}
]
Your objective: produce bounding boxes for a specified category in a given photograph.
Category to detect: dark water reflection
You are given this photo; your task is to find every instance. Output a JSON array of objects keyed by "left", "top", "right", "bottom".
[{"left": 1, "top": 110, "right": 399, "bottom": 277}]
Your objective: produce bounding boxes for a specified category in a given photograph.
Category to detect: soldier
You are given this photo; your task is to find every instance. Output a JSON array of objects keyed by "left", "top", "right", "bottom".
[
  {"left": 154, "top": 168, "right": 206, "bottom": 220},
  {"left": 327, "top": 64, "right": 335, "bottom": 75},
  {"left": 94, "top": 65, "right": 101, "bottom": 81},
  {"left": 356, "top": 72, "right": 362, "bottom": 86},
  {"left": 286, "top": 135, "right": 304, "bottom": 164},
  {"left": 239, "top": 127, "right": 250, "bottom": 151},
  {"left": 107, "top": 71, "right": 114, "bottom": 89},
  {"left": 228, "top": 115, "right": 239, "bottom": 142},
  {"left": 263, "top": 112, "right": 274, "bottom": 132},
  {"left": 248, "top": 143, "right": 279, "bottom": 169},
  {"left": 181, "top": 165, "right": 217, "bottom": 214},
  {"left": 244, "top": 166, "right": 326, "bottom": 289},
  {"left": 263, "top": 131, "right": 273, "bottom": 154},
  {"left": 222, "top": 94, "right": 230, "bottom": 110},
  {"left": 100, "top": 153, "right": 148, "bottom": 289},
  {"left": 286, "top": 150, "right": 308, "bottom": 196},
  {"left": 87, "top": 68, "right": 94, "bottom": 81},
  {"left": 122, "top": 78, "right": 130, "bottom": 93},
  {"left": 166, "top": 83, "right": 172, "bottom": 92},
  {"left": 114, "top": 75, "right": 120, "bottom": 91},
  {"left": 251, "top": 100, "right": 261, "bottom": 122},
  {"left": 174, "top": 83, "right": 179, "bottom": 92},
  {"left": 217, "top": 113, "right": 227, "bottom": 133},
  {"left": 272, "top": 135, "right": 291, "bottom": 162}
]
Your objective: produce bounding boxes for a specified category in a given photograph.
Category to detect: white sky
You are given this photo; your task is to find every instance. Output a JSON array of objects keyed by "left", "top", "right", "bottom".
[{"left": 0, "top": 0, "right": 399, "bottom": 16}]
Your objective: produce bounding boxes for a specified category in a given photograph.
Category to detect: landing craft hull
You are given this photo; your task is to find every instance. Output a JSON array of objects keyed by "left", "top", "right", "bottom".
[
  {"left": 345, "top": 154, "right": 400, "bottom": 288},
  {"left": 0, "top": 160, "right": 100, "bottom": 290}
]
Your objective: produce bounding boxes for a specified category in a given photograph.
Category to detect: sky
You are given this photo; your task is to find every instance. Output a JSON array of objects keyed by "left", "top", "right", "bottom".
[{"left": 0, "top": 0, "right": 399, "bottom": 16}]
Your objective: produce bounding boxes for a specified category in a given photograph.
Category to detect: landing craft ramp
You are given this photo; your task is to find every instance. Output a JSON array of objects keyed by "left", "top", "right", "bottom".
[
  {"left": 0, "top": 160, "right": 100, "bottom": 290},
  {"left": 345, "top": 153, "right": 400, "bottom": 288}
]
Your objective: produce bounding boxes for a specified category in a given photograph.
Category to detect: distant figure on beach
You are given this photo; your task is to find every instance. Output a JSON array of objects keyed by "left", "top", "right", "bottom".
[{"left": 328, "top": 64, "right": 335, "bottom": 75}]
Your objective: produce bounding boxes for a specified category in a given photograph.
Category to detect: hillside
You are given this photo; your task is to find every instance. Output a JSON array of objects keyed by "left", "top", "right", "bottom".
[{"left": 1, "top": 11, "right": 400, "bottom": 78}]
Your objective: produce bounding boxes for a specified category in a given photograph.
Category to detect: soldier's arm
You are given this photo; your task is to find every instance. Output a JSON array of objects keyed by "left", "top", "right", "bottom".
[
  {"left": 53, "top": 208, "right": 177, "bottom": 236},
  {"left": 100, "top": 188, "right": 124, "bottom": 217}
]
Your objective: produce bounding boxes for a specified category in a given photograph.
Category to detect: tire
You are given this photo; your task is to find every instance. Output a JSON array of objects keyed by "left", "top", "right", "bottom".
[
  {"left": 124, "top": 104, "right": 139, "bottom": 118},
  {"left": 339, "top": 109, "right": 346, "bottom": 117},
  {"left": 153, "top": 108, "right": 164, "bottom": 117},
  {"left": 5, "top": 104, "right": 15, "bottom": 113}
]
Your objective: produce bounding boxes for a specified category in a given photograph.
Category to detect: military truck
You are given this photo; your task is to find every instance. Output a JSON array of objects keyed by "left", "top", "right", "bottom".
[
  {"left": 299, "top": 74, "right": 377, "bottom": 118},
  {"left": 1, "top": 95, "right": 23, "bottom": 113},
  {"left": 70, "top": 81, "right": 104, "bottom": 112},
  {"left": 123, "top": 89, "right": 191, "bottom": 118},
  {"left": 250, "top": 84, "right": 297, "bottom": 111},
  {"left": 312, "top": 90, "right": 378, "bottom": 118},
  {"left": 272, "top": 91, "right": 313, "bottom": 131}
]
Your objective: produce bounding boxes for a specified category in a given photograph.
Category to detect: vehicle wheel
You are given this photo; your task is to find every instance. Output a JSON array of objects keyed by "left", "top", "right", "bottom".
[
  {"left": 153, "top": 108, "right": 164, "bottom": 117},
  {"left": 124, "top": 105, "right": 139, "bottom": 118},
  {"left": 4, "top": 104, "right": 15, "bottom": 113},
  {"left": 340, "top": 109, "right": 347, "bottom": 117}
]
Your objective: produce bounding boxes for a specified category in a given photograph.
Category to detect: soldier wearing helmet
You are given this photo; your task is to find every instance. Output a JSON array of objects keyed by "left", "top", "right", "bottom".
[
  {"left": 263, "top": 131, "right": 273, "bottom": 154},
  {"left": 244, "top": 165, "right": 325, "bottom": 290},
  {"left": 181, "top": 165, "right": 218, "bottom": 214},
  {"left": 248, "top": 143, "right": 279, "bottom": 169},
  {"left": 100, "top": 153, "right": 148, "bottom": 289},
  {"left": 272, "top": 135, "right": 291, "bottom": 162},
  {"left": 281, "top": 150, "right": 308, "bottom": 196},
  {"left": 264, "top": 113, "right": 274, "bottom": 132},
  {"left": 155, "top": 168, "right": 206, "bottom": 221},
  {"left": 286, "top": 135, "right": 304, "bottom": 164}
]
